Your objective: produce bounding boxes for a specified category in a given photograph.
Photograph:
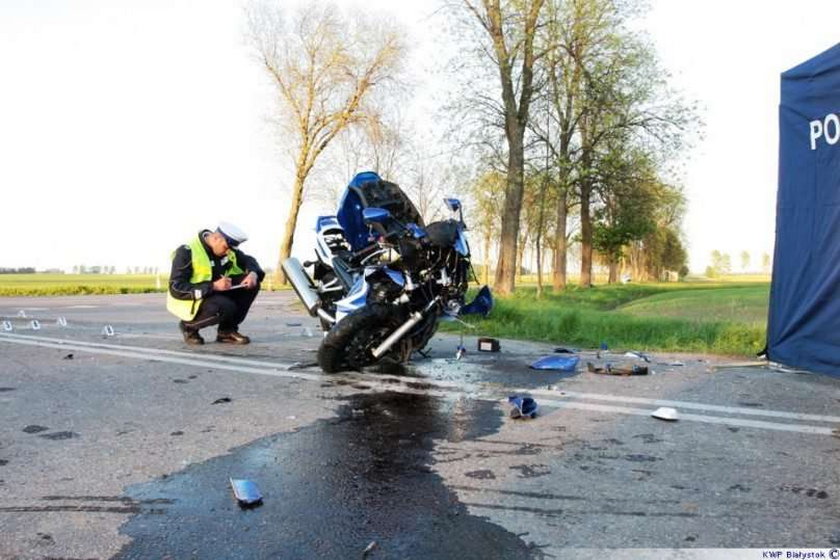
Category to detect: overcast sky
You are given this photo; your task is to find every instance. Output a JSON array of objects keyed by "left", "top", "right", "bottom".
[{"left": 1, "top": 0, "right": 838, "bottom": 274}]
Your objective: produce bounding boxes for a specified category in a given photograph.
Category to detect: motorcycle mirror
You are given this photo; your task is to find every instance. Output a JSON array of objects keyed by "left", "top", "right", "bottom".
[
  {"left": 444, "top": 198, "right": 461, "bottom": 212},
  {"left": 362, "top": 207, "right": 391, "bottom": 225}
]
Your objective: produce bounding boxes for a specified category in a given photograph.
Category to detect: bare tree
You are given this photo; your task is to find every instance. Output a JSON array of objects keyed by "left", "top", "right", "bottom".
[
  {"left": 463, "top": 0, "right": 546, "bottom": 295},
  {"left": 248, "top": 1, "right": 406, "bottom": 280}
]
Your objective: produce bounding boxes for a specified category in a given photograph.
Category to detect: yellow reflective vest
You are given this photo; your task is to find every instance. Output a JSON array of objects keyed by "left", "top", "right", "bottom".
[{"left": 166, "top": 235, "right": 244, "bottom": 321}]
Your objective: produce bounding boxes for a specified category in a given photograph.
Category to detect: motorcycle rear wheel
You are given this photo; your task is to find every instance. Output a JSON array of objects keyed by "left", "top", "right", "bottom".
[{"left": 317, "top": 304, "right": 410, "bottom": 373}]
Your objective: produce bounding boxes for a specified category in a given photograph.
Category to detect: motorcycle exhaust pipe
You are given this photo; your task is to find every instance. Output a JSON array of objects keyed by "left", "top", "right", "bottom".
[
  {"left": 372, "top": 311, "right": 423, "bottom": 359},
  {"left": 281, "top": 257, "right": 320, "bottom": 317},
  {"left": 372, "top": 296, "right": 440, "bottom": 358}
]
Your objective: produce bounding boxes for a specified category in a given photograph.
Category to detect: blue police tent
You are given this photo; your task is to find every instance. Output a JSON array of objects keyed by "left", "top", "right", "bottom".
[{"left": 767, "top": 43, "right": 840, "bottom": 377}]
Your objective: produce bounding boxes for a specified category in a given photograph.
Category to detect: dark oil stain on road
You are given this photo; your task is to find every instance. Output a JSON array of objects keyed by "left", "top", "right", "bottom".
[
  {"left": 38, "top": 431, "right": 79, "bottom": 440},
  {"left": 22, "top": 425, "right": 49, "bottom": 434},
  {"left": 114, "top": 391, "right": 539, "bottom": 560}
]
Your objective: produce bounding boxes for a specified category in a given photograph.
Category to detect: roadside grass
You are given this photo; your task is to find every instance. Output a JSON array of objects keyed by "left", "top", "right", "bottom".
[{"left": 443, "top": 282, "right": 769, "bottom": 357}]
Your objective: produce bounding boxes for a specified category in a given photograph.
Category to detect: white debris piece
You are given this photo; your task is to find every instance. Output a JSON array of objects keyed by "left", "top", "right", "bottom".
[{"left": 651, "top": 407, "right": 679, "bottom": 421}]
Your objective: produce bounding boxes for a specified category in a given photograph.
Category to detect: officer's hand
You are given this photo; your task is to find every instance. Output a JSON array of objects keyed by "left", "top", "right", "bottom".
[
  {"left": 241, "top": 272, "right": 258, "bottom": 290},
  {"left": 213, "top": 277, "right": 232, "bottom": 291}
]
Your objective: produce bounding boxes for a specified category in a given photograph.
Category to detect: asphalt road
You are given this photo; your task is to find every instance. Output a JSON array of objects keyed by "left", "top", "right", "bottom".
[{"left": 0, "top": 292, "right": 838, "bottom": 559}]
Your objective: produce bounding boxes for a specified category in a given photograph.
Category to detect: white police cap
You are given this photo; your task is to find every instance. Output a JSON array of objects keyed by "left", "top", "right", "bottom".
[{"left": 217, "top": 221, "right": 248, "bottom": 247}]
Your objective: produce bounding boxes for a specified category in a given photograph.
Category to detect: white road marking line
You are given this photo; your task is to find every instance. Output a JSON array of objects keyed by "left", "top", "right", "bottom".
[
  {"left": 0, "top": 332, "right": 303, "bottom": 371},
  {"left": 1, "top": 333, "right": 837, "bottom": 436},
  {"left": 533, "top": 398, "right": 837, "bottom": 436},
  {"left": 0, "top": 335, "right": 322, "bottom": 382},
  {"left": 529, "top": 389, "right": 840, "bottom": 424}
]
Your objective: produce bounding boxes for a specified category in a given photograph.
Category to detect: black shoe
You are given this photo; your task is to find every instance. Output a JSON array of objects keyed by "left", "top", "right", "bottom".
[
  {"left": 216, "top": 331, "right": 251, "bottom": 345},
  {"left": 179, "top": 322, "right": 204, "bottom": 345}
]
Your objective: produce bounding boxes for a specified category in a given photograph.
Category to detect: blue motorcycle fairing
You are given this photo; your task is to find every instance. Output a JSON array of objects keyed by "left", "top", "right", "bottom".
[
  {"left": 316, "top": 215, "right": 342, "bottom": 232},
  {"left": 454, "top": 226, "right": 470, "bottom": 256},
  {"left": 362, "top": 207, "right": 391, "bottom": 225},
  {"left": 460, "top": 285, "right": 493, "bottom": 317},
  {"left": 314, "top": 215, "right": 345, "bottom": 266},
  {"left": 334, "top": 266, "right": 405, "bottom": 322},
  {"left": 377, "top": 266, "right": 405, "bottom": 287},
  {"left": 406, "top": 223, "right": 427, "bottom": 239},
  {"left": 334, "top": 275, "right": 369, "bottom": 321},
  {"left": 337, "top": 171, "right": 382, "bottom": 252}
]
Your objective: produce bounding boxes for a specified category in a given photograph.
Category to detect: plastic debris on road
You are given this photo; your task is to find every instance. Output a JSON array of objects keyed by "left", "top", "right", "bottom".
[
  {"left": 530, "top": 355, "right": 580, "bottom": 371},
  {"left": 651, "top": 407, "right": 679, "bottom": 421},
  {"left": 587, "top": 362, "right": 649, "bottom": 376},
  {"left": 229, "top": 478, "right": 263, "bottom": 507},
  {"left": 460, "top": 285, "right": 494, "bottom": 317},
  {"left": 478, "top": 337, "right": 500, "bottom": 352},
  {"left": 624, "top": 350, "right": 652, "bottom": 363},
  {"left": 508, "top": 395, "right": 538, "bottom": 419},
  {"left": 363, "top": 541, "right": 378, "bottom": 557}
]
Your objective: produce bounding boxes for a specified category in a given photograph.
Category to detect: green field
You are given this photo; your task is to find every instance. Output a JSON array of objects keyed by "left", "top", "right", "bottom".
[
  {"left": 0, "top": 274, "right": 291, "bottom": 296},
  {"left": 443, "top": 281, "right": 770, "bottom": 357},
  {"left": 0, "top": 274, "right": 164, "bottom": 295}
]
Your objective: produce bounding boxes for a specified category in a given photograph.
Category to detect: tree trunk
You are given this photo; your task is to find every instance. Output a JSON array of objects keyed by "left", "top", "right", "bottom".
[
  {"left": 481, "top": 0, "right": 544, "bottom": 296},
  {"left": 535, "top": 236, "right": 543, "bottom": 297},
  {"left": 552, "top": 187, "right": 567, "bottom": 291},
  {"left": 516, "top": 228, "right": 528, "bottom": 285},
  {"left": 608, "top": 260, "right": 618, "bottom": 283},
  {"left": 276, "top": 172, "right": 306, "bottom": 283},
  {"left": 482, "top": 231, "right": 491, "bottom": 285},
  {"left": 579, "top": 180, "right": 593, "bottom": 287},
  {"left": 494, "top": 136, "right": 526, "bottom": 295}
]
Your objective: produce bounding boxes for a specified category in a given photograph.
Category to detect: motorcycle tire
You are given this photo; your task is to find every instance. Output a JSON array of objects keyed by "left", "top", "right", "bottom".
[
  {"left": 317, "top": 304, "right": 410, "bottom": 373},
  {"left": 410, "top": 315, "right": 438, "bottom": 354}
]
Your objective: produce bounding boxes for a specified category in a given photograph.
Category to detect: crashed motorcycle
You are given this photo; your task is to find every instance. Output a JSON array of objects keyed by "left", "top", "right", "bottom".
[{"left": 282, "top": 171, "right": 492, "bottom": 373}]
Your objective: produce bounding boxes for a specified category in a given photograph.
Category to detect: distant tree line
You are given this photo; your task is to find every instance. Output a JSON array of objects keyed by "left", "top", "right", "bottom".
[
  {"left": 706, "top": 250, "right": 771, "bottom": 277},
  {"left": 70, "top": 266, "right": 160, "bottom": 274},
  {"left": 0, "top": 267, "right": 36, "bottom": 274}
]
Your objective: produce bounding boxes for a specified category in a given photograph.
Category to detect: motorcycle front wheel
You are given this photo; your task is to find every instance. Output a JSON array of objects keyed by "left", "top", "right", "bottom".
[{"left": 317, "top": 304, "right": 411, "bottom": 373}]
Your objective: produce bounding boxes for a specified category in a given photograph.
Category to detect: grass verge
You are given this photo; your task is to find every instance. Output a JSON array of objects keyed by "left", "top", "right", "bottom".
[{"left": 442, "top": 283, "right": 769, "bottom": 357}]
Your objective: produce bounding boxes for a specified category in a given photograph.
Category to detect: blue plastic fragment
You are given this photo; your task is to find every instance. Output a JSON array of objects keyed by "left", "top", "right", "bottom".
[
  {"left": 600, "top": 341, "right": 609, "bottom": 350},
  {"left": 460, "top": 285, "right": 494, "bottom": 317},
  {"left": 508, "top": 395, "right": 538, "bottom": 419},
  {"left": 230, "top": 478, "right": 263, "bottom": 506},
  {"left": 529, "top": 355, "right": 580, "bottom": 371}
]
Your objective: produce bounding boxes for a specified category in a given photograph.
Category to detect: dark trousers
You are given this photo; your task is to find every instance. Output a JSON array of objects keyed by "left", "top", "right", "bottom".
[{"left": 182, "top": 278, "right": 260, "bottom": 334}]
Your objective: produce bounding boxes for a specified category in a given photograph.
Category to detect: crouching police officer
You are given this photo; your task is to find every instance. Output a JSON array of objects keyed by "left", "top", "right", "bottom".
[{"left": 167, "top": 222, "right": 265, "bottom": 345}]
